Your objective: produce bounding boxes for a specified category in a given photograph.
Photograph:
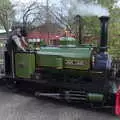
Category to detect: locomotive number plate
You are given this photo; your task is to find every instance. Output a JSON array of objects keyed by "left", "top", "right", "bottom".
[{"left": 65, "top": 59, "right": 85, "bottom": 66}]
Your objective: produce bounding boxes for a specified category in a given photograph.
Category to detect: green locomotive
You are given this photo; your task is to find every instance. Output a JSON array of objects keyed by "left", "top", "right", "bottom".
[{"left": 3, "top": 16, "right": 120, "bottom": 115}]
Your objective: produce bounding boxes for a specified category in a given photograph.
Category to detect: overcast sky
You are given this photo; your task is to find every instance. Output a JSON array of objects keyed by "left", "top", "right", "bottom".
[
  {"left": 11, "top": 0, "right": 44, "bottom": 3},
  {"left": 11, "top": 0, "right": 120, "bottom": 4},
  {"left": 10, "top": 0, "right": 61, "bottom": 6},
  {"left": 10, "top": 0, "right": 120, "bottom": 21},
  {"left": 10, "top": 0, "right": 120, "bottom": 9}
]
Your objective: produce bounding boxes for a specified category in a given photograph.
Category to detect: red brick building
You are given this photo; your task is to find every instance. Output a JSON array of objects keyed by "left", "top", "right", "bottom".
[{"left": 27, "top": 23, "right": 75, "bottom": 46}]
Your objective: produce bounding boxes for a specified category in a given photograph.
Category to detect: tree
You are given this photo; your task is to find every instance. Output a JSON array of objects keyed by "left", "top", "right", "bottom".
[
  {"left": 12, "top": 0, "right": 120, "bottom": 48},
  {"left": 58, "top": 0, "right": 120, "bottom": 45},
  {"left": 14, "top": 1, "right": 52, "bottom": 32},
  {"left": 0, "top": 0, "right": 14, "bottom": 35}
]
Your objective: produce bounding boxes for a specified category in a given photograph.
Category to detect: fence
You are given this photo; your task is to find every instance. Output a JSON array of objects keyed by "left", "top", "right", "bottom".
[{"left": 0, "top": 42, "right": 5, "bottom": 78}]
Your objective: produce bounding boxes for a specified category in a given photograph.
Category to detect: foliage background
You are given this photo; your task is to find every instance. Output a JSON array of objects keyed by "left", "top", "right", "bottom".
[{"left": 0, "top": 0, "right": 120, "bottom": 54}]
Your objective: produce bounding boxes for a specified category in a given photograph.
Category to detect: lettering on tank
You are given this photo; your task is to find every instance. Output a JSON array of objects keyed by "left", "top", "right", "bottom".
[{"left": 64, "top": 59, "right": 85, "bottom": 66}]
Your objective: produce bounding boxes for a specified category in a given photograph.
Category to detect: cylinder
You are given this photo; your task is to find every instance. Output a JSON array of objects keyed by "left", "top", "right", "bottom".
[{"left": 88, "top": 93, "right": 104, "bottom": 102}]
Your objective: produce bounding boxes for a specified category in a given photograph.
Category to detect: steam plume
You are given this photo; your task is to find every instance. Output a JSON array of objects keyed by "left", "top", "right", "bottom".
[{"left": 68, "top": 0, "right": 109, "bottom": 17}]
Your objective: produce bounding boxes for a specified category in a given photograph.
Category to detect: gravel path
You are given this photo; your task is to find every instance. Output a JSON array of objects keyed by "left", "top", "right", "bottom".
[{"left": 0, "top": 87, "right": 119, "bottom": 120}]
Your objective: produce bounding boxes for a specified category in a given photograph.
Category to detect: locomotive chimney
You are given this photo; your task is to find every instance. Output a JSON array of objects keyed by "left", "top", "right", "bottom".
[{"left": 99, "top": 16, "right": 109, "bottom": 52}]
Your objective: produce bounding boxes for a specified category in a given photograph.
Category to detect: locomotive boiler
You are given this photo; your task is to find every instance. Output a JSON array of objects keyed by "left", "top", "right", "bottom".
[{"left": 3, "top": 16, "right": 120, "bottom": 115}]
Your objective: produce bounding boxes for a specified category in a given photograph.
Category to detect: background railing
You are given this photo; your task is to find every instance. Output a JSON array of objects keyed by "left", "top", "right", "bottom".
[{"left": 0, "top": 42, "right": 5, "bottom": 78}]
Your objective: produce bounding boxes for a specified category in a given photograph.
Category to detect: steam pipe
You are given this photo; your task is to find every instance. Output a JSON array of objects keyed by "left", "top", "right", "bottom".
[
  {"left": 99, "top": 16, "right": 109, "bottom": 52},
  {"left": 75, "top": 15, "right": 82, "bottom": 44}
]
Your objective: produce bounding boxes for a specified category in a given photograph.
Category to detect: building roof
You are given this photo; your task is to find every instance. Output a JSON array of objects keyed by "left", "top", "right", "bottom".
[{"left": 32, "top": 22, "right": 63, "bottom": 34}]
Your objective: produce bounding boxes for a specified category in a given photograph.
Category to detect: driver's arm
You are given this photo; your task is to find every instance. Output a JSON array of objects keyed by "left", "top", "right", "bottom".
[{"left": 12, "top": 35, "right": 26, "bottom": 51}]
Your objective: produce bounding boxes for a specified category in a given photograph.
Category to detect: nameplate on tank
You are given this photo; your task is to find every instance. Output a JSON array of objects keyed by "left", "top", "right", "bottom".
[{"left": 65, "top": 59, "right": 85, "bottom": 66}]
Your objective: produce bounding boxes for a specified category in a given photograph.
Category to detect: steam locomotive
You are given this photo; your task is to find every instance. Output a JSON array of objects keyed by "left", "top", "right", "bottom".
[{"left": 3, "top": 16, "right": 120, "bottom": 115}]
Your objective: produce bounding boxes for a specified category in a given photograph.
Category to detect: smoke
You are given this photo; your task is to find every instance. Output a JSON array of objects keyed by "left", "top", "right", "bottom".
[{"left": 68, "top": 0, "right": 109, "bottom": 17}]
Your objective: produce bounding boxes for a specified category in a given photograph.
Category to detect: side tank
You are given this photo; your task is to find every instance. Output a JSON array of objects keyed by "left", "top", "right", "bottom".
[{"left": 36, "top": 47, "right": 92, "bottom": 70}]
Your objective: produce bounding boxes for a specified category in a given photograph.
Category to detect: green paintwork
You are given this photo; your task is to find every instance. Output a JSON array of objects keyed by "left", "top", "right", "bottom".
[
  {"left": 56, "top": 57, "right": 63, "bottom": 69},
  {"left": 15, "top": 53, "right": 35, "bottom": 78},
  {"left": 87, "top": 93, "right": 104, "bottom": 102},
  {"left": 36, "top": 46, "right": 92, "bottom": 70},
  {"left": 59, "top": 37, "right": 77, "bottom": 47},
  {"left": 36, "top": 54, "right": 63, "bottom": 69},
  {"left": 38, "top": 47, "right": 92, "bottom": 58},
  {"left": 15, "top": 46, "right": 92, "bottom": 79}
]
